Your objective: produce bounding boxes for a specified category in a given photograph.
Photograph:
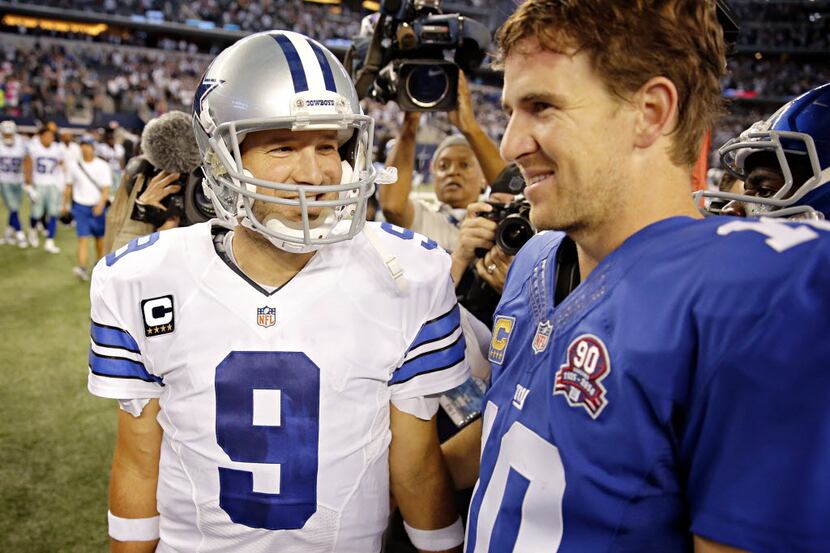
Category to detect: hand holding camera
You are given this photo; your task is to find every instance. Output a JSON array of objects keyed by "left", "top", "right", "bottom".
[
  {"left": 134, "top": 170, "right": 184, "bottom": 228},
  {"left": 453, "top": 200, "right": 499, "bottom": 271},
  {"left": 474, "top": 195, "right": 534, "bottom": 257},
  {"left": 137, "top": 170, "right": 182, "bottom": 209}
]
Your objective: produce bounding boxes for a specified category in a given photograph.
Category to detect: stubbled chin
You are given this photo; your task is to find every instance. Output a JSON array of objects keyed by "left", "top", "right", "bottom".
[{"left": 523, "top": 183, "right": 545, "bottom": 205}]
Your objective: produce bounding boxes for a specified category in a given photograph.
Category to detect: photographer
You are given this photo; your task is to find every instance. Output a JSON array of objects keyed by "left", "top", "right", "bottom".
[
  {"left": 380, "top": 72, "right": 506, "bottom": 252},
  {"left": 103, "top": 111, "right": 204, "bottom": 252},
  {"left": 451, "top": 164, "right": 529, "bottom": 327}
]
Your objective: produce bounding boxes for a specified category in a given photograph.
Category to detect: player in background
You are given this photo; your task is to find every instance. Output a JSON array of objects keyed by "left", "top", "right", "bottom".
[
  {"left": 0, "top": 120, "right": 29, "bottom": 248},
  {"left": 23, "top": 126, "right": 64, "bottom": 252},
  {"left": 59, "top": 129, "right": 83, "bottom": 169},
  {"left": 63, "top": 135, "right": 111, "bottom": 280},
  {"left": 89, "top": 31, "right": 467, "bottom": 553},
  {"left": 465, "top": 2, "right": 830, "bottom": 553},
  {"left": 702, "top": 83, "right": 830, "bottom": 219},
  {"left": 96, "top": 126, "right": 125, "bottom": 190}
]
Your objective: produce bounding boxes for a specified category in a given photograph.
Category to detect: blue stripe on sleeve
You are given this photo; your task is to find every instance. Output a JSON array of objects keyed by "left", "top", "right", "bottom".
[
  {"left": 90, "top": 321, "right": 140, "bottom": 353},
  {"left": 390, "top": 333, "right": 466, "bottom": 386},
  {"left": 307, "top": 39, "right": 337, "bottom": 92},
  {"left": 88, "top": 350, "right": 163, "bottom": 385},
  {"left": 407, "top": 304, "right": 461, "bottom": 353},
  {"left": 272, "top": 34, "right": 308, "bottom": 93}
]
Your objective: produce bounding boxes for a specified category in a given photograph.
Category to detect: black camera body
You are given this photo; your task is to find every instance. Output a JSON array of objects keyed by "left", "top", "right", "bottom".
[
  {"left": 351, "top": 0, "right": 490, "bottom": 112},
  {"left": 476, "top": 196, "right": 535, "bottom": 257},
  {"left": 127, "top": 158, "right": 214, "bottom": 227}
]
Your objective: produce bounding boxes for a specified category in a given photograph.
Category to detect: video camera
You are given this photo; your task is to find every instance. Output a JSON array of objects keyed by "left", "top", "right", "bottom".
[
  {"left": 128, "top": 160, "right": 215, "bottom": 228},
  {"left": 349, "top": 0, "right": 490, "bottom": 112},
  {"left": 476, "top": 196, "right": 535, "bottom": 257}
]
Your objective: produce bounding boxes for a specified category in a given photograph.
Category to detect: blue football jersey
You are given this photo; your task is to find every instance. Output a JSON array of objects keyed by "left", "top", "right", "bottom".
[{"left": 467, "top": 216, "right": 830, "bottom": 553}]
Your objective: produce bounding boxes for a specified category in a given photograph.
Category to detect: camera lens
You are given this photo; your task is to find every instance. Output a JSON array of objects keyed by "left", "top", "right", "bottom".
[
  {"left": 496, "top": 215, "right": 535, "bottom": 255},
  {"left": 405, "top": 65, "right": 449, "bottom": 109}
]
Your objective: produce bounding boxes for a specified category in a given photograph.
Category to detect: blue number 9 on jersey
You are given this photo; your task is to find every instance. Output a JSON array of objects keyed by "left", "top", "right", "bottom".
[{"left": 215, "top": 351, "right": 320, "bottom": 530}]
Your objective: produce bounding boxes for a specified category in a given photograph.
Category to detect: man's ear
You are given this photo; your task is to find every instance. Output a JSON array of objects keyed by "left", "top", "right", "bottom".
[{"left": 632, "top": 76, "right": 679, "bottom": 150}]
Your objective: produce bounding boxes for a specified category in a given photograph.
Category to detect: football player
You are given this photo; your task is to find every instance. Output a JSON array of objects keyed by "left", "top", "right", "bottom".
[
  {"left": 88, "top": 31, "right": 467, "bottom": 553},
  {"left": 707, "top": 83, "right": 830, "bottom": 219},
  {"left": 465, "top": 2, "right": 830, "bottom": 553},
  {"left": 0, "top": 120, "right": 28, "bottom": 248},
  {"left": 23, "top": 125, "right": 64, "bottom": 252}
]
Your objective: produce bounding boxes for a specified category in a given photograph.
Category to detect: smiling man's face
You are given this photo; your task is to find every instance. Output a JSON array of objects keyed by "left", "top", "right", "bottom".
[
  {"left": 500, "top": 37, "right": 635, "bottom": 234},
  {"left": 240, "top": 128, "right": 343, "bottom": 226}
]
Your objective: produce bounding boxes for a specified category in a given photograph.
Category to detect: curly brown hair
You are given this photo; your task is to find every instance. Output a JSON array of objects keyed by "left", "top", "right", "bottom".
[{"left": 495, "top": 0, "right": 727, "bottom": 168}]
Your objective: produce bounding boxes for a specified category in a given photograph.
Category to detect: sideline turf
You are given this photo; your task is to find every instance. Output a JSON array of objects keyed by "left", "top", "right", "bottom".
[{"left": 0, "top": 203, "right": 111, "bottom": 552}]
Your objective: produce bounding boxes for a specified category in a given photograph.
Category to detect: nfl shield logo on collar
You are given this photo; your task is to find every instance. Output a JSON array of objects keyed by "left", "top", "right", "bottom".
[
  {"left": 257, "top": 306, "right": 276, "bottom": 328},
  {"left": 531, "top": 320, "right": 553, "bottom": 354}
]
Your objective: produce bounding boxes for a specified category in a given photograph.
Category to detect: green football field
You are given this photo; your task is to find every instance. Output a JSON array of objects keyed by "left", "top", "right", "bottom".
[{"left": 0, "top": 203, "right": 111, "bottom": 552}]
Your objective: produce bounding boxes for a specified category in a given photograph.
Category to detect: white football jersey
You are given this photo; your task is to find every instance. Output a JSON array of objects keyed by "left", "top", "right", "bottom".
[
  {"left": 95, "top": 141, "right": 124, "bottom": 175},
  {"left": 0, "top": 136, "right": 26, "bottom": 184},
  {"left": 28, "top": 139, "right": 64, "bottom": 187},
  {"left": 87, "top": 221, "right": 469, "bottom": 553}
]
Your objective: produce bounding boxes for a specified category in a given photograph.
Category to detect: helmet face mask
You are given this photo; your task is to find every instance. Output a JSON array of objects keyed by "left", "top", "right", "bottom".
[
  {"left": 718, "top": 127, "right": 824, "bottom": 218},
  {"left": 699, "top": 83, "right": 830, "bottom": 219},
  {"left": 193, "top": 31, "right": 377, "bottom": 252}
]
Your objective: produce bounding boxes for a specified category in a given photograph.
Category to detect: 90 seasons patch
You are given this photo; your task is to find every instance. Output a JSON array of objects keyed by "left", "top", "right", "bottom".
[{"left": 554, "top": 334, "right": 611, "bottom": 419}]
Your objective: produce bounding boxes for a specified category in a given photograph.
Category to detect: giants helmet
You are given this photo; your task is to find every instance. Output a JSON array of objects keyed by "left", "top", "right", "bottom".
[
  {"left": 709, "top": 83, "right": 830, "bottom": 219},
  {"left": 192, "top": 31, "right": 377, "bottom": 252}
]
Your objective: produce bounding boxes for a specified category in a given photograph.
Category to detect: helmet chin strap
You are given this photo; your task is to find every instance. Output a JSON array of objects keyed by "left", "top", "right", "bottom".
[{"left": 237, "top": 162, "right": 359, "bottom": 253}]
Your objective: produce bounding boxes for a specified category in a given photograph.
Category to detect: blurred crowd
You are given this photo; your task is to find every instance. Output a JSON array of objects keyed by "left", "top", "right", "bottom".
[
  {"left": 12, "top": 0, "right": 829, "bottom": 49},
  {"left": 14, "top": 0, "right": 361, "bottom": 42},
  {"left": 732, "top": 0, "right": 830, "bottom": 49},
  {"left": 1, "top": 0, "right": 828, "bottom": 171},
  {"left": 0, "top": 38, "right": 208, "bottom": 123},
  {"left": 723, "top": 56, "right": 830, "bottom": 99}
]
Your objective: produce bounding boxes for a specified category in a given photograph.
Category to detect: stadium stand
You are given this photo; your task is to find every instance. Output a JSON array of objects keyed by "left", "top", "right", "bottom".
[{"left": 0, "top": 0, "right": 828, "bottom": 170}]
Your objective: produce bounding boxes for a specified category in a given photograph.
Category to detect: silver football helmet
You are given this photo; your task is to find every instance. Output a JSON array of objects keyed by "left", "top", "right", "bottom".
[
  {"left": 192, "top": 30, "right": 377, "bottom": 252},
  {"left": 1, "top": 120, "right": 16, "bottom": 145}
]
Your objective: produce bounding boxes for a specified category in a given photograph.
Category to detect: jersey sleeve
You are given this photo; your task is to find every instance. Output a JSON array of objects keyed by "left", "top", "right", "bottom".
[
  {"left": 685, "top": 252, "right": 830, "bottom": 552},
  {"left": 389, "top": 274, "right": 470, "bottom": 403},
  {"left": 87, "top": 262, "right": 164, "bottom": 400}
]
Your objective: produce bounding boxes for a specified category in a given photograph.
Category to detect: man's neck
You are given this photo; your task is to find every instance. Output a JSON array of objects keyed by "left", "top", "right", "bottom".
[
  {"left": 231, "top": 226, "right": 316, "bottom": 288},
  {"left": 571, "top": 167, "right": 703, "bottom": 279}
]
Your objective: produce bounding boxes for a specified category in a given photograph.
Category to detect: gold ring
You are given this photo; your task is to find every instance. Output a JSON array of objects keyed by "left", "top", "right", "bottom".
[{"left": 486, "top": 264, "right": 497, "bottom": 274}]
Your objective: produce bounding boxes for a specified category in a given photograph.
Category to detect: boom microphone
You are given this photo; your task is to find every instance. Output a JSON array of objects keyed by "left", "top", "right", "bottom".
[
  {"left": 124, "top": 111, "right": 212, "bottom": 227},
  {"left": 140, "top": 110, "right": 202, "bottom": 174}
]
